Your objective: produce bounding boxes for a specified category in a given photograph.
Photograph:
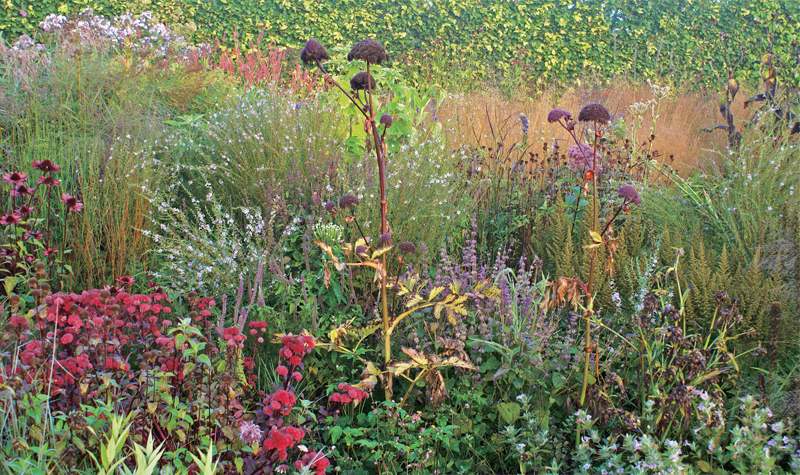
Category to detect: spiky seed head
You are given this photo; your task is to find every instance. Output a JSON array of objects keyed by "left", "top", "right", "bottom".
[
  {"left": 350, "top": 72, "right": 377, "bottom": 91},
  {"left": 578, "top": 103, "right": 611, "bottom": 123},
  {"left": 300, "top": 39, "right": 330, "bottom": 65},
  {"left": 347, "top": 38, "right": 389, "bottom": 65}
]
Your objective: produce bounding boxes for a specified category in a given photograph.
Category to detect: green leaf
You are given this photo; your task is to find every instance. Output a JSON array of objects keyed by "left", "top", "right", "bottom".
[
  {"left": 697, "top": 460, "right": 712, "bottom": 473},
  {"left": 498, "top": 402, "right": 521, "bottom": 425}
]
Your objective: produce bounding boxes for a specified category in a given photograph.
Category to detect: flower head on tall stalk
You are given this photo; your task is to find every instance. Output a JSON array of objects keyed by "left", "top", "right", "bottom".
[
  {"left": 548, "top": 102, "right": 613, "bottom": 445},
  {"left": 302, "top": 38, "right": 395, "bottom": 399}
]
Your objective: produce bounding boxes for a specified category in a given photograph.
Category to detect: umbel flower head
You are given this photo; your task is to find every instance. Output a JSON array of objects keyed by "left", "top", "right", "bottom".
[
  {"left": 350, "top": 71, "right": 376, "bottom": 91},
  {"left": 618, "top": 185, "right": 642, "bottom": 205},
  {"left": 398, "top": 241, "right": 417, "bottom": 254},
  {"left": 338, "top": 193, "right": 360, "bottom": 210},
  {"left": 300, "top": 39, "right": 330, "bottom": 65},
  {"left": 347, "top": 38, "right": 389, "bottom": 65},
  {"left": 578, "top": 103, "right": 611, "bottom": 123},
  {"left": 547, "top": 108, "right": 571, "bottom": 123}
]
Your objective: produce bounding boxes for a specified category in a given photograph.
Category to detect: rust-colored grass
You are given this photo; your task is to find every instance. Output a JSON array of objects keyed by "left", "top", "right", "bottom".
[{"left": 436, "top": 80, "right": 752, "bottom": 175}]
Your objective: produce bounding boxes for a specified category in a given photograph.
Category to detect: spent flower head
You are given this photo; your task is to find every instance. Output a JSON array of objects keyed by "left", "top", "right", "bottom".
[
  {"left": 547, "top": 108, "right": 571, "bottom": 123},
  {"left": 338, "top": 193, "right": 359, "bottom": 210},
  {"left": 578, "top": 103, "right": 611, "bottom": 123},
  {"left": 618, "top": 185, "right": 642, "bottom": 205},
  {"left": 347, "top": 38, "right": 389, "bottom": 65},
  {"left": 300, "top": 39, "right": 330, "bottom": 65},
  {"left": 349, "top": 71, "right": 376, "bottom": 91}
]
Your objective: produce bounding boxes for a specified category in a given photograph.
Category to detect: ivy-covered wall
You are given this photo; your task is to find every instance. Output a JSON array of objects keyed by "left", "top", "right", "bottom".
[{"left": 2, "top": 0, "right": 799, "bottom": 86}]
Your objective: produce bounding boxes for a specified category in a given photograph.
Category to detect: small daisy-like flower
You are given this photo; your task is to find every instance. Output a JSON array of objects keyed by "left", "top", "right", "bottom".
[
  {"left": 347, "top": 38, "right": 389, "bottom": 65},
  {"left": 115, "top": 276, "right": 135, "bottom": 285},
  {"left": 38, "top": 176, "right": 60, "bottom": 187},
  {"left": 16, "top": 206, "right": 33, "bottom": 216},
  {"left": 31, "top": 160, "right": 61, "bottom": 172},
  {"left": 61, "top": 193, "right": 83, "bottom": 212},
  {"left": 3, "top": 171, "right": 27, "bottom": 185},
  {"left": 24, "top": 230, "right": 43, "bottom": 240},
  {"left": 10, "top": 184, "right": 34, "bottom": 196},
  {"left": 0, "top": 212, "right": 23, "bottom": 226}
]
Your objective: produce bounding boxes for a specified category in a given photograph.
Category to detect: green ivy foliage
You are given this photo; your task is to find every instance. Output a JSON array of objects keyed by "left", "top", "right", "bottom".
[{"left": 2, "top": 0, "right": 799, "bottom": 87}]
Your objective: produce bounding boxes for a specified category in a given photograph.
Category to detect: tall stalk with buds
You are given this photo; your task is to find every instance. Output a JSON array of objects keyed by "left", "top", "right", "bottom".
[{"left": 301, "top": 39, "right": 395, "bottom": 396}]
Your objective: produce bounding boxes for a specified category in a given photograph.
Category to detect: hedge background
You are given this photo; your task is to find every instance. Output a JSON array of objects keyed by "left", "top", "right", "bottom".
[{"left": 2, "top": 0, "right": 799, "bottom": 87}]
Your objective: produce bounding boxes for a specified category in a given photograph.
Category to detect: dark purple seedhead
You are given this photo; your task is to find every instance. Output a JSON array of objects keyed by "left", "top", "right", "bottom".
[
  {"left": 349, "top": 72, "right": 377, "bottom": 91},
  {"left": 398, "top": 241, "right": 417, "bottom": 254},
  {"left": 324, "top": 201, "right": 336, "bottom": 212},
  {"left": 347, "top": 38, "right": 389, "bottom": 65},
  {"left": 355, "top": 244, "right": 367, "bottom": 255},
  {"left": 547, "top": 109, "right": 571, "bottom": 123},
  {"left": 578, "top": 103, "right": 611, "bottom": 123},
  {"left": 379, "top": 232, "right": 392, "bottom": 246},
  {"left": 300, "top": 39, "right": 330, "bottom": 65},
  {"left": 618, "top": 185, "right": 642, "bottom": 205},
  {"left": 338, "top": 193, "right": 360, "bottom": 210},
  {"left": 379, "top": 114, "right": 393, "bottom": 127}
]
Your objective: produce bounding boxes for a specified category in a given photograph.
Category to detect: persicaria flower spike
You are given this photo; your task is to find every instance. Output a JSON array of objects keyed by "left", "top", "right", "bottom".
[
  {"left": 578, "top": 103, "right": 611, "bottom": 123},
  {"left": 618, "top": 185, "right": 642, "bottom": 205},
  {"left": 300, "top": 39, "right": 330, "bottom": 65}
]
